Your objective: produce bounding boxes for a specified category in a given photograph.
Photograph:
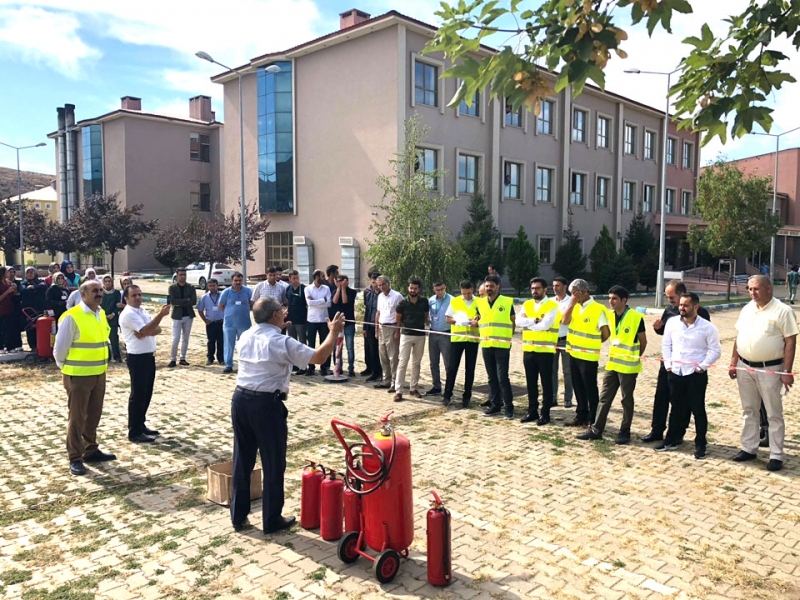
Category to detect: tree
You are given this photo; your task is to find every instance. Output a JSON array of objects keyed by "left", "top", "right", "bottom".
[
  {"left": 428, "top": 0, "right": 800, "bottom": 145},
  {"left": 687, "top": 160, "right": 779, "bottom": 299},
  {"left": 457, "top": 192, "right": 504, "bottom": 283},
  {"left": 0, "top": 199, "right": 49, "bottom": 264},
  {"left": 505, "top": 225, "right": 540, "bottom": 295},
  {"left": 552, "top": 213, "right": 587, "bottom": 283},
  {"left": 71, "top": 193, "right": 157, "bottom": 277},
  {"left": 623, "top": 213, "right": 658, "bottom": 290},
  {"left": 588, "top": 224, "right": 618, "bottom": 290},
  {"left": 601, "top": 251, "right": 640, "bottom": 294},
  {"left": 152, "top": 220, "right": 199, "bottom": 273},
  {"left": 366, "top": 115, "right": 468, "bottom": 292},
  {"left": 27, "top": 219, "right": 77, "bottom": 261}
]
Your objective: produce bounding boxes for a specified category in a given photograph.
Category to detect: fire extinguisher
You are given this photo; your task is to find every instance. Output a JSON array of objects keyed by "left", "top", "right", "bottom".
[
  {"left": 300, "top": 462, "right": 325, "bottom": 530},
  {"left": 343, "top": 476, "right": 362, "bottom": 534},
  {"left": 320, "top": 470, "right": 344, "bottom": 541},
  {"left": 427, "top": 490, "right": 451, "bottom": 586}
]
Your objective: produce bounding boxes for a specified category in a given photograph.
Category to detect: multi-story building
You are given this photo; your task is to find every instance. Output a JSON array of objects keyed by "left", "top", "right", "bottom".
[
  {"left": 3, "top": 183, "right": 58, "bottom": 267},
  {"left": 211, "top": 9, "right": 700, "bottom": 286},
  {"left": 46, "top": 97, "right": 223, "bottom": 272}
]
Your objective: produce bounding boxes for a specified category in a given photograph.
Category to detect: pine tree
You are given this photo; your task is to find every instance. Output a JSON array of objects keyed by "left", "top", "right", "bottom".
[
  {"left": 457, "top": 192, "right": 504, "bottom": 284},
  {"left": 589, "top": 224, "right": 618, "bottom": 290},
  {"left": 602, "top": 251, "right": 640, "bottom": 294},
  {"left": 552, "top": 212, "right": 586, "bottom": 283},
  {"left": 505, "top": 225, "right": 539, "bottom": 295},
  {"left": 623, "top": 212, "right": 657, "bottom": 290}
]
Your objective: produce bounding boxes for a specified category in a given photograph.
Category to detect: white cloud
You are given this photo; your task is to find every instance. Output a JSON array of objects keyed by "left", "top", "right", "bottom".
[{"left": 147, "top": 98, "right": 192, "bottom": 120}]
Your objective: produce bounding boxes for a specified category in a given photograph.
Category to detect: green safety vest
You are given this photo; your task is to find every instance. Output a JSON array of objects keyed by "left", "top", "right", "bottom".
[
  {"left": 59, "top": 305, "right": 110, "bottom": 376},
  {"left": 450, "top": 295, "right": 479, "bottom": 343},
  {"left": 567, "top": 300, "right": 606, "bottom": 362},
  {"left": 606, "top": 308, "right": 643, "bottom": 374},
  {"left": 476, "top": 295, "right": 514, "bottom": 349},
  {"left": 521, "top": 298, "right": 560, "bottom": 354}
]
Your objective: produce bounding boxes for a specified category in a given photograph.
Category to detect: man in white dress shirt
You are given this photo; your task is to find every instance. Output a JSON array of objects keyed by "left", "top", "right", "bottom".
[
  {"left": 374, "top": 275, "right": 403, "bottom": 391},
  {"left": 304, "top": 269, "right": 332, "bottom": 376}
]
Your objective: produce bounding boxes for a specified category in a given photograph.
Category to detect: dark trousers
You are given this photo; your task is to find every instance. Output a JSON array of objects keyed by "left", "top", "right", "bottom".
[
  {"left": 570, "top": 356, "right": 599, "bottom": 424},
  {"left": 26, "top": 327, "right": 37, "bottom": 350},
  {"left": 231, "top": 387, "right": 288, "bottom": 528},
  {"left": 63, "top": 373, "right": 106, "bottom": 462},
  {"left": 523, "top": 351, "right": 555, "bottom": 417},
  {"left": 206, "top": 320, "right": 224, "bottom": 362},
  {"left": 0, "top": 312, "right": 22, "bottom": 350},
  {"left": 651, "top": 364, "right": 690, "bottom": 435},
  {"left": 483, "top": 347, "right": 513, "bottom": 411},
  {"left": 363, "top": 325, "right": 382, "bottom": 376},
  {"left": 306, "top": 322, "right": 330, "bottom": 371},
  {"left": 665, "top": 371, "right": 709, "bottom": 448},
  {"left": 444, "top": 342, "right": 479, "bottom": 401},
  {"left": 127, "top": 353, "right": 156, "bottom": 437},
  {"left": 108, "top": 325, "right": 121, "bottom": 361}
]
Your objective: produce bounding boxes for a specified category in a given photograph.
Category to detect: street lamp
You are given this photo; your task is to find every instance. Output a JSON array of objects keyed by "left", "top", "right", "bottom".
[
  {"left": 748, "top": 125, "right": 800, "bottom": 281},
  {"left": 196, "top": 51, "right": 280, "bottom": 281},
  {"left": 624, "top": 67, "right": 680, "bottom": 309},
  {"left": 0, "top": 140, "right": 47, "bottom": 268}
]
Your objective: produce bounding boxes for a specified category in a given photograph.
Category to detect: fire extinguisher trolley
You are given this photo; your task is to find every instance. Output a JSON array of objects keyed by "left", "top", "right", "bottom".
[{"left": 330, "top": 412, "right": 413, "bottom": 584}]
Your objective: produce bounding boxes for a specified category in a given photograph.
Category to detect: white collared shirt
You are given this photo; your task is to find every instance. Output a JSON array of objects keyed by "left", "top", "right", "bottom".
[
  {"left": 517, "top": 296, "right": 559, "bottom": 332},
  {"left": 304, "top": 283, "right": 331, "bottom": 323},
  {"left": 53, "top": 301, "right": 105, "bottom": 368},
  {"left": 118, "top": 305, "right": 158, "bottom": 354},
  {"left": 236, "top": 323, "right": 316, "bottom": 392},
  {"left": 66, "top": 289, "right": 81, "bottom": 309},
  {"left": 377, "top": 289, "right": 403, "bottom": 324},
  {"left": 734, "top": 298, "right": 799, "bottom": 362},
  {"left": 555, "top": 294, "right": 571, "bottom": 337},
  {"left": 662, "top": 315, "right": 721, "bottom": 376}
]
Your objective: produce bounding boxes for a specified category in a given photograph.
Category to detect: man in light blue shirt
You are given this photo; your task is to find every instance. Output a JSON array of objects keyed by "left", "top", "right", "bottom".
[
  {"left": 219, "top": 272, "right": 253, "bottom": 374},
  {"left": 426, "top": 280, "right": 452, "bottom": 395}
]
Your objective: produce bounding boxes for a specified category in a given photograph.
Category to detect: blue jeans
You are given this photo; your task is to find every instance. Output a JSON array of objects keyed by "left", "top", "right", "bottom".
[
  {"left": 224, "top": 325, "right": 249, "bottom": 368},
  {"left": 343, "top": 322, "right": 355, "bottom": 371}
]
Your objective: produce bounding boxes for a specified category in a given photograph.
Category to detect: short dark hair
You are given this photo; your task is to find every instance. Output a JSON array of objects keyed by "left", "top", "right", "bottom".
[
  {"left": 287, "top": 270, "right": 299, "bottom": 277},
  {"left": 326, "top": 265, "right": 339, "bottom": 276},
  {"left": 232, "top": 272, "right": 244, "bottom": 279},
  {"left": 369, "top": 270, "right": 380, "bottom": 279},
  {"left": 460, "top": 280, "right": 473, "bottom": 290},
  {"left": 274, "top": 265, "right": 283, "bottom": 272},
  {"left": 432, "top": 280, "right": 445, "bottom": 287},
  {"left": 681, "top": 292, "right": 700, "bottom": 305},
  {"left": 207, "top": 278, "right": 218, "bottom": 285},
  {"left": 484, "top": 274, "right": 501, "bottom": 286},
  {"left": 124, "top": 284, "right": 141, "bottom": 298},
  {"left": 530, "top": 277, "right": 548, "bottom": 288},
  {"left": 267, "top": 266, "right": 278, "bottom": 274},
  {"left": 667, "top": 280, "right": 687, "bottom": 295},
  {"left": 488, "top": 264, "right": 496, "bottom": 270},
  {"left": 553, "top": 276, "right": 568, "bottom": 286},
  {"left": 312, "top": 269, "right": 324, "bottom": 280},
  {"left": 176, "top": 268, "right": 187, "bottom": 275},
  {"left": 608, "top": 285, "right": 629, "bottom": 300},
  {"left": 408, "top": 277, "right": 422, "bottom": 288}
]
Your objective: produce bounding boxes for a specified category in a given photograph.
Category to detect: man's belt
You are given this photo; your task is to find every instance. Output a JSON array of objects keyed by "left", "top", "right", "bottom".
[
  {"left": 739, "top": 357, "right": 783, "bottom": 368},
  {"left": 235, "top": 386, "right": 287, "bottom": 401}
]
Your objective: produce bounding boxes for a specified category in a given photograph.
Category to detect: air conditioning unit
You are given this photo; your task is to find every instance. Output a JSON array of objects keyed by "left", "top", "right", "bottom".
[
  {"left": 293, "top": 236, "right": 309, "bottom": 245},
  {"left": 338, "top": 236, "right": 356, "bottom": 247}
]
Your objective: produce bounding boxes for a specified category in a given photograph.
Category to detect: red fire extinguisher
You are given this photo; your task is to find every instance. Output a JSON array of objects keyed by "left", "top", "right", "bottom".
[
  {"left": 320, "top": 470, "right": 344, "bottom": 541},
  {"left": 427, "top": 490, "right": 451, "bottom": 587},
  {"left": 300, "top": 462, "right": 325, "bottom": 530},
  {"left": 36, "top": 316, "right": 56, "bottom": 359},
  {"left": 343, "top": 477, "right": 362, "bottom": 534}
]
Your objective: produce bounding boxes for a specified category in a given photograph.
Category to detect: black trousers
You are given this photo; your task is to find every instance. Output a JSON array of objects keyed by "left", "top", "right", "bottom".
[
  {"left": 363, "top": 324, "right": 381, "bottom": 376},
  {"left": 650, "top": 364, "right": 690, "bottom": 435},
  {"left": 483, "top": 347, "right": 513, "bottom": 411},
  {"left": 665, "top": 371, "right": 708, "bottom": 448},
  {"left": 570, "top": 356, "right": 599, "bottom": 424},
  {"left": 231, "top": 387, "right": 288, "bottom": 528},
  {"left": 523, "top": 351, "right": 555, "bottom": 417},
  {"left": 444, "top": 341, "right": 479, "bottom": 401},
  {"left": 206, "top": 320, "right": 224, "bottom": 362},
  {"left": 127, "top": 352, "right": 156, "bottom": 437},
  {"left": 306, "top": 322, "right": 330, "bottom": 371}
]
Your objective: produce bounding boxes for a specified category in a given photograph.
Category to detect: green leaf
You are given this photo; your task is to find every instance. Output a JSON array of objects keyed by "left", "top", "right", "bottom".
[{"left": 669, "top": 0, "right": 693, "bottom": 14}]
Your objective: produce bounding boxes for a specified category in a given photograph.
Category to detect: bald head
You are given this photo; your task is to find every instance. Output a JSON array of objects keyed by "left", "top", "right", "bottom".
[
  {"left": 80, "top": 281, "right": 104, "bottom": 310},
  {"left": 747, "top": 274, "right": 773, "bottom": 307}
]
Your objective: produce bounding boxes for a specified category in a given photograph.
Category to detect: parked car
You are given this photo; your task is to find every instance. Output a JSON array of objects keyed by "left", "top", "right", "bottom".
[{"left": 173, "top": 263, "right": 236, "bottom": 290}]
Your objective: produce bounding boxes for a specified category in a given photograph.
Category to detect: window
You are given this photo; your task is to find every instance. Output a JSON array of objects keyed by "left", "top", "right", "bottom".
[
  {"left": 539, "top": 237, "right": 554, "bottom": 264},
  {"left": 415, "top": 147, "right": 439, "bottom": 191},
  {"left": 623, "top": 181, "right": 635, "bottom": 211},
  {"left": 645, "top": 130, "right": 656, "bottom": 160},
  {"left": 414, "top": 60, "right": 438, "bottom": 107},
  {"left": 624, "top": 124, "right": 637, "bottom": 155},
  {"left": 45, "top": 204, "right": 52, "bottom": 211},
  {"left": 81, "top": 124, "right": 103, "bottom": 198},
  {"left": 458, "top": 154, "right": 479, "bottom": 194},
  {"left": 666, "top": 137, "right": 676, "bottom": 165},
  {"left": 200, "top": 183, "right": 211, "bottom": 211},
  {"left": 597, "top": 116, "right": 611, "bottom": 149},
  {"left": 643, "top": 184, "right": 655, "bottom": 212},
  {"left": 681, "top": 190, "right": 692, "bottom": 215},
  {"left": 504, "top": 161, "right": 521, "bottom": 199},
  {"left": 572, "top": 109, "right": 587, "bottom": 142},
  {"left": 596, "top": 177, "right": 609, "bottom": 209},
  {"left": 505, "top": 101, "right": 522, "bottom": 127},
  {"left": 570, "top": 172, "right": 586, "bottom": 205},
  {"left": 265, "top": 232, "right": 294, "bottom": 270},
  {"left": 536, "top": 167, "right": 553, "bottom": 203},
  {"left": 682, "top": 141, "right": 694, "bottom": 169},
  {"left": 258, "top": 61, "right": 294, "bottom": 213},
  {"left": 537, "top": 100, "right": 554, "bottom": 134},
  {"left": 34, "top": 202, "right": 41, "bottom": 209},
  {"left": 501, "top": 236, "right": 514, "bottom": 253},
  {"left": 459, "top": 89, "right": 480, "bottom": 117},
  {"left": 190, "top": 132, "right": 210, "bottom": 162},
  {"left": 665, "top": 188, "right": 676, "bottom": 213}
]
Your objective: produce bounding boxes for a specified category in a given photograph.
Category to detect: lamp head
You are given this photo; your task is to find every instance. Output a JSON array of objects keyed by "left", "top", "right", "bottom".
[
  {"left": 624, "top": 69, "right": 641, "bottom": 74},
  {"left": 35, "top": 142, "right": 46, "bottom": 148},
  {"left": 265, "top": 65, "right": 281, "bottom": 74},
  {"left": 195, "top": 51, "right": 214, "bottom": 62}
]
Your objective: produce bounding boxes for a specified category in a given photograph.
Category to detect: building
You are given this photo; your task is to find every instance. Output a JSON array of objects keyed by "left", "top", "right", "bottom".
[
  {"left": 3, "top": 183, "right": 58, "bottom": 267},
  {"left": 46, "top": 97, "right": 223, "bottom": 273},
  {"left": 210, "top": 9, "right": 700, "bottom": 287}
]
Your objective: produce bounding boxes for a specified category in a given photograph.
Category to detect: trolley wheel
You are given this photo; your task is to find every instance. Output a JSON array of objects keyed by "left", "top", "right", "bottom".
[
  {"left": 24, "top": 353, "right": 37, "bottom": 364},
  {"left": 373, "top": 549, "right": 400, "bottom": 584},
  {"left": 337, "top": 531, "right": 361, "bottom": 564}
]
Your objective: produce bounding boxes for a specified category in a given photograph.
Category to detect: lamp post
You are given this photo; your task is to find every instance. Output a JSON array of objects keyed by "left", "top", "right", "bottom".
[
  {"left": 624, "top": 67, "right": 680, "bottom": 309},
  {"left": 0, "top": 140, "right": 47, "bottom": 268},
  {"left": 196, "top": 51, "right": 280, "bottom": 282},
  {"left": 748, "top": 125, "right": 800, "bottom": 281}
]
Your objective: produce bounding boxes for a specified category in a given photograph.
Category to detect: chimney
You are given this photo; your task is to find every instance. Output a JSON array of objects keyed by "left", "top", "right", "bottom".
[
  {"left": 189, "top": 95, "right": 215, "bottom": 122},
  {"left": 339, "top": 8, "right": 370, "bottom": 30},
  {"left": 121, "top": 96, "right": 142, "bottom": 111}
]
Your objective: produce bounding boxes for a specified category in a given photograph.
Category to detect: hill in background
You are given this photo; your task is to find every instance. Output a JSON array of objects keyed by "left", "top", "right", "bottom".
[{"left": 0, "top": 166, "right": 55, "bottom": 200}]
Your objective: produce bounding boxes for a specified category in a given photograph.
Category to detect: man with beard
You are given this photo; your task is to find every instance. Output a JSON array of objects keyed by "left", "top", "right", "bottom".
[
  {"left": 393, "top": 278, "right": 429, "bottom": 401},
  {"left": 361, "top": 271, "right": 382, "bottom": 382},
  {"left": 476, "top": 274, "right": 516, "bottom": 419}
]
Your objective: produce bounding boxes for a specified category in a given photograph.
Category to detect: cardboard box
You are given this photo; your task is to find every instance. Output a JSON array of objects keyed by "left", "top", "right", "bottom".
[{"left": 207, "top": 461, "right": 262, "bottom": 506}]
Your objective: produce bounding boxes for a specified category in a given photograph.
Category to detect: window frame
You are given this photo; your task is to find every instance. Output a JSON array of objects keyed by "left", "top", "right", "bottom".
[
  {"left": 265, "top": 231, "right": 295, "bottom": 271},
  {"left": 596, "top": 114, "right": 612, "bottom": 150},
  {"left": 503, "top": 98, "right": 524, "bottom": 129},
  {"left": 622, "top": 180, "right": 636, "bottom": 212},
  {"left": 502, "top": 158, "right": 525, "bottom": 202},
  {"left": 643, "top": 184, "right": 656, "bottom": 213},
  {"left": 665, "top": 187, "right": 677, "bottom": 214},
  {"left": 455, "top": 149, "right": 484, "bottom": 196},
  {"left": 572, "top": 106, "right": 588, "bottom": 144},
  {"left": 190, "top": 132, "right": 211, "bottom": 162},
  {"left": 682, "top": 140, "right": 695, "bottom": 170},
  {"left": 536, "top": 98, "right": 556, "bottom": 136},
  {"left": 681, "top": 189, "right": 692, "bottom": 215},
  {"left": 644, "top": 129, "right": 657, "bottom": 161},
  {"left": 411, "top": 54, "right": 445, "bottom": 114},
  {"left": 595, "top": 175, "right": 611, "bottom": 210},
  {"left": 666, "top": 136, "right": 677, "bottom": 165},
  {"left": 624, "top": 122, "right": 637, "bottom": 156},
  {"left": 415, "top": 144, "right": 443, "bottom": 192},
  {"left": 534, "top": 164, "right": 556, "bottom": 205},
  {"left": 538, "top": 236, "right": 555, "bottom": 265},
  {"left": 456, "top": 81, "right": 485, "bottom": 123},
  {"left": 570, "top": 170, "right": 588, "bottom": 206}
]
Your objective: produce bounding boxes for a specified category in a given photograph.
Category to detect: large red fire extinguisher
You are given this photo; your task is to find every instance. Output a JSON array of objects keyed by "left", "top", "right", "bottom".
[
  {"left": 427, "top": 490, "right": 451, "bottom": 586},
  {"left": 320, "top": 470, "right": 344, "bottom": 541},
  {"left": 343, "top": 478, "right": 362, "bottom": 534},
  {"left": 36, "top": 316, "right": 56, "bottom": 359},
  {"left": 300, "top": 462, "right": 325, "bottom": 530}
]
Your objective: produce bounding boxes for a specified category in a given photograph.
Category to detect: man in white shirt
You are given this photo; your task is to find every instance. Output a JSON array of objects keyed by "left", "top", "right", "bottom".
[
  {"left": 304, "top": 269, "right": 332, "bottom": 376},
  {"left": 66, "top": 288, "right": 82, "bottom": 309},
  {"left": 658, "top": 292, "right": 721, "bottom": 459},
  {"left": 374, "top": 275, "right": 403, "bottom": 390},
  {"left": 551, "top": 277, "right": 573, "bottom": 408},
  {"left": 729, "top": 275, "right": 798, "bottom": 472},
  {"left": 118, "top": 286, "right": 171, "bottom": 443},
  {"left": 252, "top": 266, "right": 288, "bottom": 304},
  {"left": 442, "top": 281, "right": 480, "bottom": 408}
]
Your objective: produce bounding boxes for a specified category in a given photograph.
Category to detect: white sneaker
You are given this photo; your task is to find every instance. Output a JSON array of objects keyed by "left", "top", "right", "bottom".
[{"left": 0, "top": 349, "right": 6, "bottom": 355}]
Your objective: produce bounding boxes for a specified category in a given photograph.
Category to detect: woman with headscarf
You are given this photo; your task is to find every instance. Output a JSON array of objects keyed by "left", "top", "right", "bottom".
[
  {"left": 20, "top": 267, "right": 48, "bottom": 350},
  {"left": 3, "top": 267, "right": 24, "bottom": 352},
  {"left": 120, "top": 276, "right": 134, "bottom": 305},
  {"left": 60, "top": 260, "right": 80, "bottom": 291},
  {"left": 44, "top": 262, "right": 60, "bottom": 286},
  {"left": 46, "top": 272, "right": 70, "bottom": 322},
  {"left": 81, "top": 268, "right": 101, "bottom": 285}
]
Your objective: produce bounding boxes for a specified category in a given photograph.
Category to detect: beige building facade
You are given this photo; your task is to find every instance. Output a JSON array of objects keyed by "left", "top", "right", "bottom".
[{"left": 4, "top": 183, "right": 58, "bottom": 267}]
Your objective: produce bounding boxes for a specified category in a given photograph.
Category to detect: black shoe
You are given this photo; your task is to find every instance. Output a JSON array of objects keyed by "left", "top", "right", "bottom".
[
  {"left": 179, "top": 359, "right": 190, "bottom": 366},
  {"left": 373, "top": 382, "right": 390, "bottom": 389},
  {"left": 222, "top": 367, "right": 233, "bottom": 374},
  {"left": 233, "top": 518, "right": 253, "bottom": 533},
  {"left": 218, "top": 360, "right": 225, "bottom": 365},
  {"left": 732, "top": 450, "right": 758, "bottom": 462},
  {"left": 520, "top": 413, "right": 540, "bottom": 424},
  {"left": 655, "top": 442, "right": 679, "bottom": 452},
  {"left": 83, "top": 450, "right": 117, "bottom": 462},
  {"left": 305, "top": 368, "right": 316, "bottom": 376},
  {"left": 551, "top": 400, "right": 559, "bottom": 407},
  {"left": 483, "top": 405, "right": 502, "bottom": 417},
  {"left": 70, "top": 461, "right": 86, "bottom": 476},
  {"left": 759, "top": 436, "right": 769, "bottom": 448},
  {"left": 480, "top": 400, "right": 491, "bottom": 407},
  {"left": 504, "top": 410, "right": 514, "bottom": 420},
  {"left": 536, "top": 416, "right": 551, "bottom": 426},
  {"left": 360, "top": 369, "right": 372, "bottom": 376},
  {"left": 442, "top": 397, "right": 452, "bottom": 408},
  {"left": 295, "top": 369, "right": 306, "bottom": 376},
  {"left": 640, "top": 432, "right": 663, "bottom": 443},
  {"left": 348, "top": 369, "right": 356, "bottom": 377},
  {"left": 767, "top": 459, "right": 784, "bottom": 472},
  {"left": 615, "top": 431, "right": 631, "bottom": 445},
  {"left": 320, "top": 368, "right": 329, "bottom": 376},
  {"left": 563, "top": 400, "right": 573, "bottom": 408},
  {"left": 365, "top": 375, "right": 381, "bottom": 383},
  {"left": 461, "top": 399, "right": 470, "bottom": 409},
  {"left": 168, "top": 360, "right": 177, "bottom": 368},
  {"left": 143, "top": 426, "right": 160, "bottom": 436},
  {"left": 577, "top": 428, "right": 603, "bottom": 441},
  {"left": 129, "top": 433, "right": 156, "bottom": 444},
  {"left": 206, "top": 358, "right": 214, "bottom": 366},
  {"left": 694, "top": 447, "right": 707, "bottom": 460},
  {"left": 264, "top": 515, "right": 296, "bottom": 534},
  {"left": 426, "top": 388, "right": 442, "bottom": 396},
  {"left": 292, "top": 366, "right": 300, "bottom": 373}
]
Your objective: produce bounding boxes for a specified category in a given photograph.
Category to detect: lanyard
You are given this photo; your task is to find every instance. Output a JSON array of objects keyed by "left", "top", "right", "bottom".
[
  {"left": 208, "top": 293, "right": 219, "bottom": 307},
  {"left": 615, "top": 307, "right": 629, "bottom": 336}
]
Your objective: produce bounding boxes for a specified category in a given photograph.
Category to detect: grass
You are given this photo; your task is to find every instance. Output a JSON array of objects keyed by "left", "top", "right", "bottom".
[
  {"left": 307, "top": 567, "right": 327, "bottom": 581},
  {"left": 0, "top": 569, "right": 32, "bottom": 585}
]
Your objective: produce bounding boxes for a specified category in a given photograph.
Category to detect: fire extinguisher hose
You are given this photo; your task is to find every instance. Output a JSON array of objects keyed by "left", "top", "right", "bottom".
[{"left": 341, "top": 426, "right": 396, "bottom": 497}]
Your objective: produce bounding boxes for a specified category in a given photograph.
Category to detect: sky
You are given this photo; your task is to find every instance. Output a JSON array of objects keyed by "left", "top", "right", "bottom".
[{"left": 1, "top": 0, "right": 799, "bottom": 177}]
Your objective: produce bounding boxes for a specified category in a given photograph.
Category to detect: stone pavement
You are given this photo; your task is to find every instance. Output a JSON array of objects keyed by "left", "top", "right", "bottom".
[{"left": 1, "top": 306, "right": 799, "bottom": 599}]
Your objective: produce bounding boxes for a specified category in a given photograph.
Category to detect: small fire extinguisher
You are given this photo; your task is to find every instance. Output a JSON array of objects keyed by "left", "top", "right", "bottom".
[
  {"left": 427, "top": 490, "right": 451, "bottom": 586},
  {"left": 300, "top": 462, "right": 325, "bottom": 530},
  {"left": 320, "top": 470, "right": 344, "bottom": 541}
]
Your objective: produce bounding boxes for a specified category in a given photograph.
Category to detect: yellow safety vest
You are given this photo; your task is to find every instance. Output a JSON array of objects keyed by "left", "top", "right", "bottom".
[
  {"left": 476, "top": 295, "right": 514, "bottom": 349},
  {"left": 521, "top": 298, "right": 561, "bottom": 353},
  {"left": 450, "top": 295, "right": 479, "bottom": 343},
  {"left": 567, "top": 300, "right": 606, "bottom": 362},
  {"left": 59, "top": 305, "right": 110, "bottom": 376},
  {"left": 606, "top": 308, "right": 643, "bottom": 374}
]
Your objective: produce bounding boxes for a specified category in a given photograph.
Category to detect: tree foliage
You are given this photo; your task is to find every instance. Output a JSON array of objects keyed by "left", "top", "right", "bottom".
[
  {"left": 457, "top": 192, "right": 504, "bottom": 284},
  {"left": 505, "top": 225, "right": 539, "bottom": 295},
  {"left": 27, "top": 219, "right": 77, "bottom": 261},
  {"left": 601, "top": 251, "right": 640, "bottom": 294},
  {"left": 589, "top": 224, "right": 618, "bottom": 289},
  {"left": 366, "top": 115, "right": 468, "bottom": 293},
  {"left": 552, "top": 212, "right": 587, "bottom": 283},
  {"left": 427, "top": 0, "right": 800, "bottom": 145},
  {"left": 0, "top": 199, "right": 49, "bottom": 263},
  {"left": 623, "top": 212, "right": 658, "bottom": 290}
]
